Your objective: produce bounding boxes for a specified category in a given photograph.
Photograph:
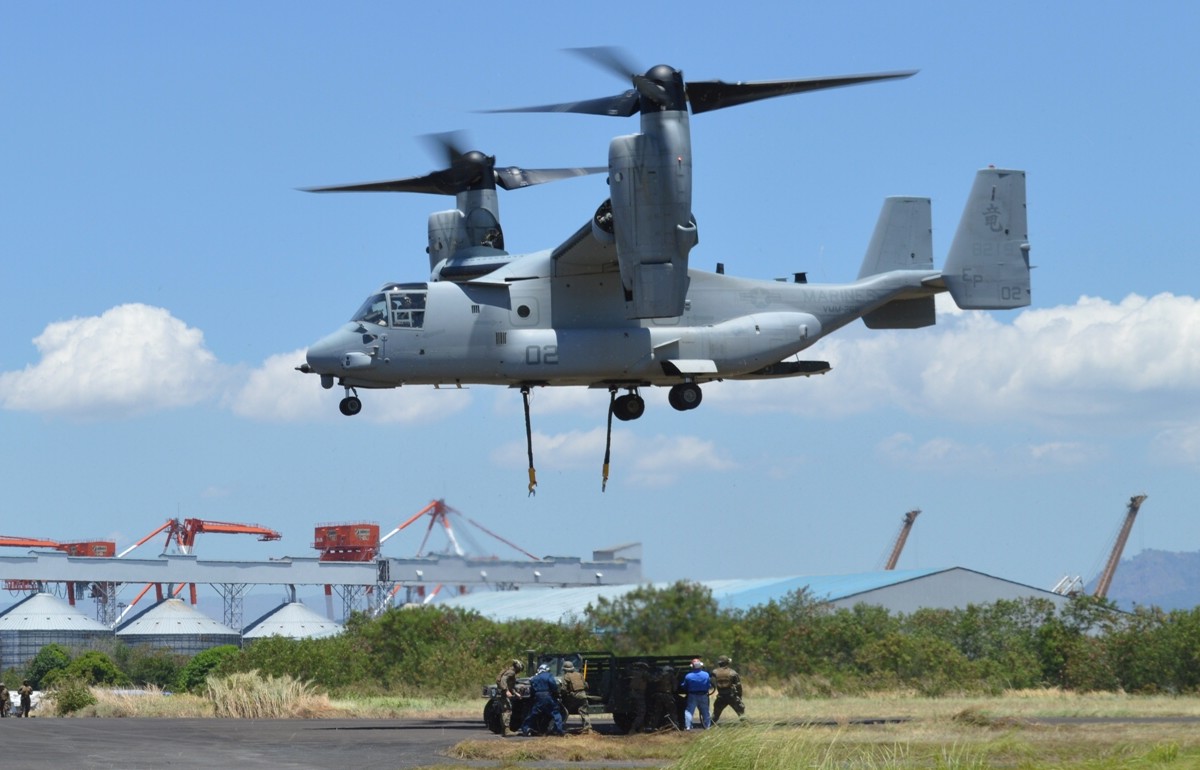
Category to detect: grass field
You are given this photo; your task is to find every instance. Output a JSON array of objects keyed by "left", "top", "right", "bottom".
[{"left": 58, "top": 686, "right": 1200, "bottom": 768}]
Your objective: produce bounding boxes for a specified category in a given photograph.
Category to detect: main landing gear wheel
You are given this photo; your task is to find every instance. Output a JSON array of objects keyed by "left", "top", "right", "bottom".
[
  {"left": 612, "top": 393, "right": 645, "bottom": 421},
  {"left": 339, "top": 396, "right": 362, "bottom": 416},
  {"left": 668, "top": 383, "right": 702, "bottom": 411}
]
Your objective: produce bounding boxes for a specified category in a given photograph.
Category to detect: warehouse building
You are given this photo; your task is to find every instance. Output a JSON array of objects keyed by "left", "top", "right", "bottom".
[{"left": 434, "top": 567, "right": 1072, "bottom": 623}]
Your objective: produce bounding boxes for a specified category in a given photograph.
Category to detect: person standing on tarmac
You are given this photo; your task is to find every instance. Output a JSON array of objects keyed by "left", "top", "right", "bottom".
[
  {"left": 711, "top": 655, "right": 746, "bottom": 723},
  {"left": 560, "top": 661, "right": 592, "bottom": 732},
  {"left": 17, "top": 680, "right": 33, "bottom": 717},
  {"left": 0, "top": 682, "right": 9, "bottom": 717},
  {"left": 680, "top": 659, "right": 712, "bottom": 730},
  {"left": 519, "top": 664, "right": 565, "bottom": 736}
]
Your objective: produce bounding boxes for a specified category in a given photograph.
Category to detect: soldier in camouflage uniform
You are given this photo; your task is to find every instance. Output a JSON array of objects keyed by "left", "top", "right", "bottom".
[
  {"left": 711, "top": 655, "right": 746, "bottom": 723},
  {"left": 625, "top": 661, "right": 649, "bottom": 734},
  {"left": 497, "top": 659, "right": 524, "bottom": 696},
  {"left": 647, "top": 664, "right": 679, "bottom": 730},
  {"left": 560, "top": 661, "right": 592, "bottom": 731},
  {"left": 0, "top": 682, "right": 9, "bottom": 717}
]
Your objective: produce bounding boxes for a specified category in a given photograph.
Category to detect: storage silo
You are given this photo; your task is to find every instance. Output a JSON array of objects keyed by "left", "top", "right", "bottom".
[
  {"left": 0, "top": 592, "right": 112, "bottom": 670},
  {"left": 242, "top": 602, "right": 343, "bottom": 641},
  {"left": 114, "top": 598, "right": 240, "bottom": 655}
]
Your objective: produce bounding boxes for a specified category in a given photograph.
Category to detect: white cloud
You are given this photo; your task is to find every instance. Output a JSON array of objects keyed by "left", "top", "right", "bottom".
[
  {"left": 708, "top": 293, "right": 1200, "bottom": 433},
  {"left": 0, "top": 304, "right": 226, "bottom": 418}
]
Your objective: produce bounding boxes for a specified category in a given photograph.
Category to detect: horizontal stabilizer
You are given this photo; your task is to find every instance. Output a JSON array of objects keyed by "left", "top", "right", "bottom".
[
  {"left": 943, "top": 169, "right": 1031, "bottom": 309},
  {"left": 858, "top": 197, "right": 933, "bottom": 278}
]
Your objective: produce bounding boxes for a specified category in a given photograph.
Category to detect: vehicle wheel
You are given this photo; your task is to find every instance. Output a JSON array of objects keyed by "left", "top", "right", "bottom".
[
  {"left": 484, "top": 698, "right": 506, "bottom": 735},
  {"left": 669, "top": 384, "right": 702, "bottom": 411},
  {"left": 613, "top": 394, "right": 645, "bottom": 421},
  {"left": 339, "top": 396, "right": 362, "bottom": 416},
  {"left": 612, "top": 711, "right": 633, "bottom": 733}
]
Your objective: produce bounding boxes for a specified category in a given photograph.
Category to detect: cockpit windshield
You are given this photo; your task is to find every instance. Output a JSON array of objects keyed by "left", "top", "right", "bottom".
[{"left": 351, "top": 285, "right": 428, "bottom": 329}]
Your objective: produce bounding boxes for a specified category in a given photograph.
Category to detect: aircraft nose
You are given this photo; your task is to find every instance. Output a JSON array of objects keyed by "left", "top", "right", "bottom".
[{"left": 305, "top": 330, "right": 350, "bottom": 374}]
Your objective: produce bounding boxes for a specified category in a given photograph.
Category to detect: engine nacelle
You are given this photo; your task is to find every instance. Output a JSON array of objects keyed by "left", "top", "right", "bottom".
[{"left": 607, "top": 112, "right": 698, "bottom": 319}]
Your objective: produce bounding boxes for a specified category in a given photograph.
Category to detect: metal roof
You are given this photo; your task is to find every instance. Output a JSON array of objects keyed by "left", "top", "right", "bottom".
[
  {"left": 0, "top": 592, "right": 109, "bottom": 632},
  {"left": 434, "top": 568, "right": 1062, "bottom": 623},
  {"left": 242, "top": 602, "right": 343, "bottom": 639},
  {"left": 115, "top": 598, "right": 239, "bottom": 637}
]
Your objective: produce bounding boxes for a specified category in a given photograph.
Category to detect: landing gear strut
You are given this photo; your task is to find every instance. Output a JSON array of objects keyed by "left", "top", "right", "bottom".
[
  {"left": 668, "top": 382, "right": 702, "bottom": 411},
  {"left": 339, "top": 387, "right": 362, "bottom": 416}
]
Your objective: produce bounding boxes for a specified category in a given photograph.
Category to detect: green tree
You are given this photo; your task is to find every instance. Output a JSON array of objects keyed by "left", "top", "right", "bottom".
[
  {"left": 177, "top": 645, "right": 240, "bottom": 693},
  {"left": 584, "top": 581, "right": 724, "bottom": 655},
  {"left": 59, "top": 651, "right": 129, "bottom": 687},
  {"left": 26, "top": 643, "right": 71, "bottom": 689}
]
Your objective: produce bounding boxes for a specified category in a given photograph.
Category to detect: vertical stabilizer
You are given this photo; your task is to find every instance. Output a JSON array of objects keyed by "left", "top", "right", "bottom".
[
  {"left": 857, "top": 196, "right": 933, "bottom": 278},
  {"left": 943, "top": 168, "right": 1030, "bottom": 309}
]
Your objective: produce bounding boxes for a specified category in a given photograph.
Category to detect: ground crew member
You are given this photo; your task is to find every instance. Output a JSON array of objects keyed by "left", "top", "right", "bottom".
[
  {"left": 647, "top": 664, "right": 678, "bottom": 730},
  {"left": 0, "top": 682, "right": 9, "bottom": 717},
  {"left": 711, "top": 655, "right": 746, "bottom": 723},
  {"left": 560, "top": 661, "right": 591, "bottom": 732},
  {"left": 497, "top": 659, "right": 524, "bottom": 698},
  {"left": 519, "top": 664, "right": 564, "bottom": 736},
  {"left": 625, "top": 661, "right": 649, "bottom": 733},
  {"left": 681, "top": 659, "right": 711, "bottom": 730},
  {"left": 18, "top": 680, "right": 33, "bottom": 717}
]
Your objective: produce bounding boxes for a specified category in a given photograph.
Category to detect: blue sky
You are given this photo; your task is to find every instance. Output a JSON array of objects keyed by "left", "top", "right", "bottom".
[{"left": 2, "top": 3, "right": 1197, "bottom": 611}]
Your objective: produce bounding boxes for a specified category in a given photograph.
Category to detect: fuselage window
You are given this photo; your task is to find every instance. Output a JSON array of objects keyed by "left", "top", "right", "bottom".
[
  {"left": 390, "top": 292, "right": 427, "bottom": 329},
  {"left": 351, "top": 294, "right": 389, "bottom": 326}
]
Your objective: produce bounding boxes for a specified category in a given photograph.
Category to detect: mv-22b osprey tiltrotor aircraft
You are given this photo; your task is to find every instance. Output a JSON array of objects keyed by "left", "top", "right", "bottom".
[{"left": 298, "top": 49, "right": 1032, "bottom": 492}]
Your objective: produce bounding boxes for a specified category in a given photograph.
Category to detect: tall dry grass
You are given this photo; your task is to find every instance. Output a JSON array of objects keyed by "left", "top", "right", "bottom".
[{"left": 204, "top": 671, "right": 335, "bottom": 719}]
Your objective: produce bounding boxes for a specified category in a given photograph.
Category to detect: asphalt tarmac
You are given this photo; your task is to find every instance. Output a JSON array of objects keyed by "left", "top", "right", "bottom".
[{"left": 0, "top": 716, "right": 487, "bottom": 770}]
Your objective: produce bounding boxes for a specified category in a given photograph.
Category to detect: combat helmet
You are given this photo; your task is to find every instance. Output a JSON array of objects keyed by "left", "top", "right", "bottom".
[
  {"left": 562, "top": 661, "right": 575, "bottom": 672},
  {"left": 718, "top": 655, "right": 731, "bottom": 666},
  {"left": 512, "top": 659, "right": 524, "bottom": 672}
]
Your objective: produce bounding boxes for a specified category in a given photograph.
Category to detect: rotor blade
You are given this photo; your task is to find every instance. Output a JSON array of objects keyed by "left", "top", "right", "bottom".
[
  {"left": 421, "top": 131, "right": 469, "bottom": 166},
  {"left": 300, "top": 169, "right": 471, "bottom": 196},
  {"left": 686, "top": 70, "right": 918, "bottom": 114},
  {"left": 482, "top": 90, "right": 642, "bottom": 117},
  {"left": 566, "top": 46, "right": 640, "bottom": 81},
  {"left": 494, "top": 165, "right": 607, "bottom": 191}
]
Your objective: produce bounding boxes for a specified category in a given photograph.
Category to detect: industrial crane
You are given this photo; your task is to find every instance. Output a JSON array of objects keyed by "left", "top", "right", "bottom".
[
  {"left": 0, "top": 535, "right": 116, "bottom": 596},
  {"left": 882, "top": 509, "right": 921, "bottom": 570},
  {"left": 1094, "top": 494, "right": 1148, "bottom": 599},
  {"left": 115, "top": 517, "right": 283, "bottom": 621}
]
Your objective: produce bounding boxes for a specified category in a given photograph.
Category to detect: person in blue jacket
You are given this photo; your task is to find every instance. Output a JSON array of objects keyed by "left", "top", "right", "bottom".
[
  {"left": 519, "top": 664, "right": 565, "bottom": 736},
  {"left": 680, "top": 659, "right": 712, "bottom": 729}
]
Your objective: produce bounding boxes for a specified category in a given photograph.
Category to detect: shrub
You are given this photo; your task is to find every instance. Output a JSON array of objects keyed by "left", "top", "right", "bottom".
[
  {"left": 51, "top": 678, "right": 97, "bottom": 715},
  {"left": 177, "top": 645, "right": 240, "bottom": 693}
]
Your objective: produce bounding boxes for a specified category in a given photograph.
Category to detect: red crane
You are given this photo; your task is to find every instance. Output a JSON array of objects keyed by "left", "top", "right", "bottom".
[
  {"left": 884, "top": 509, "right": 921, "bottom": 570},
  {"left": 0, "top": 535, "right": 116, "bottom": 598}
]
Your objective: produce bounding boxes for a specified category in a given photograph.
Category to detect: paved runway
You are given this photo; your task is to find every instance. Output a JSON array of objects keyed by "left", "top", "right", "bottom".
[{"left": 0, "top": 716, "right": 488, "bottom": 769}]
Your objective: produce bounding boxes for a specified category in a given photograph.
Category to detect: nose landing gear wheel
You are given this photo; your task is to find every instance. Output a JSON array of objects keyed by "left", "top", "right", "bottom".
[
  {"left": 668, "top": 383, "right": 702, "bottom": 411},
  {"left": 613, "top": 393, "right": 645, "bottom": 421},
  {"left": 339, "top": 396, "right": 362, "bottom": 416}
]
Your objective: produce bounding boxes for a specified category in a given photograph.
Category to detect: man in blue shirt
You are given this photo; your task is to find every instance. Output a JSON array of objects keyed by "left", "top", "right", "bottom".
[
  {"left": 519, "top": 664, "right": 565, "bottom": 736},
  {"left": 680, "top": 659, "right": 712, "bottom": 729}
]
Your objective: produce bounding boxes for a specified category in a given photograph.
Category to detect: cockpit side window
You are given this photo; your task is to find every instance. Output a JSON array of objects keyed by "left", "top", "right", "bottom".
[
  {"left": 352, "top": 294, "right": 389, "bottom": 326},
  {"left": 389, "top": 291, "right": 427, "bottom": 329}
]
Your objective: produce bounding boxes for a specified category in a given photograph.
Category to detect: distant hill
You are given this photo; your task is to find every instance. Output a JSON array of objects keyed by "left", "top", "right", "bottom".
[{"left": 1090, "top": 549, "right": 1200, "bottom": 611}]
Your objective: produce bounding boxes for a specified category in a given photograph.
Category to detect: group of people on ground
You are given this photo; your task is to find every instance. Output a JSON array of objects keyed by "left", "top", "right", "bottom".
[
  {"left": 0, "top": 680, "right": 33, "bottom": 718},
  {"left": 495, "top": 654, "right": 745, "bottom": 736}
]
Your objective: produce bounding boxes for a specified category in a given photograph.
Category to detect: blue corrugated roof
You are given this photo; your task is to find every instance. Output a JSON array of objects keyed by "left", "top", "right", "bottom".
[{"left": 436, "top": 568, "right": 950, "bottom": 623}]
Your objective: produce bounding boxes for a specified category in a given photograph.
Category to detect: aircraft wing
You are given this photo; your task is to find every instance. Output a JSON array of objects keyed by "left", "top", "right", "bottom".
[{"left": 550, "top": 220, "right": 618, "bottom": 277}]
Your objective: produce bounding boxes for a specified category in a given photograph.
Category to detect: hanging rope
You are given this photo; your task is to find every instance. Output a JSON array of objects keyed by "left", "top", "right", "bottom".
[
  {"left": 522, "top": 386, "right": 537, "bottom": 496},
  {"left": 602, "top": 389, "right": 616, "bottom": 491}
]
